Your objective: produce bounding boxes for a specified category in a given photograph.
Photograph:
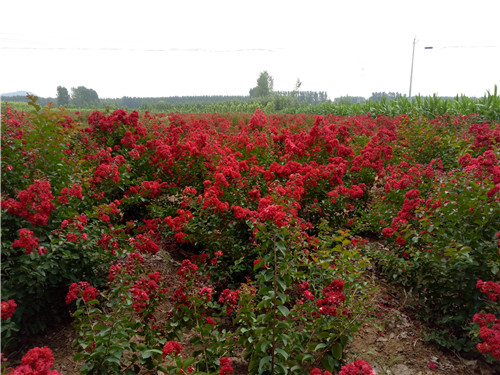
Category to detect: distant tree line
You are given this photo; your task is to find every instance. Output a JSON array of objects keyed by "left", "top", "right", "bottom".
[
  {"left": 0, "top": 77, "right": 482, "bottom": 112},
  {"left": 0, "top": 86, "right": 100, "bottom": 108}
]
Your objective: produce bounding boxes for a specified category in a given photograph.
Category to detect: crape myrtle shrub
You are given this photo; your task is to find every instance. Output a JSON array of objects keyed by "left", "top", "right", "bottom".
[
  {"left": 1, "top": 97, "right": 499, "bottom": 371},
  {"left": 361, "top": 114, "right": 500, "bottom": 352}
]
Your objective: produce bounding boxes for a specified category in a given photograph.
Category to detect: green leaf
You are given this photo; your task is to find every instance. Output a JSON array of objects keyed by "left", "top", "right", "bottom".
[
  {"left": 259, "top": 355, "right": 272, "bottom": 373},
  {"left": 314, "top": 343, "right": 327, "bottom": 351},
  {"left": 277, "top": 305, "right": 289, "bottom": 317},
  {"left": 183, "top": 357, "right": 196, "bottom": 367},
  {"left": 105, "top": 356, "right": 122, "bottom": 365},
  {"left": 277, "top": 292, "right": 287, "bottom": 304},
  {"left": 276, "top": 241, "right": 287, "bottom": 255},
  {"left": 317, "top": 332, "right": 331, "bottom": 340},
  {"left": 277, "top": 277, "right": 287, "bottom": 291},
  {"left": 276, "top": 362, "right": 289, "bottom": 374},
  {"left": 300, "top": 353, "right": 314, "bottom": 363},
  {"left": 257, "top": 340, "right": 271, "bottom": 353},
  {"left": 321, "top": 355, "right": 336, "bottom": 372},
  {"left": 331, "top": 342, "right": 343, "bottom": 360},
  {"left": 492, "top": 264, "right": 499, "bottom": 275},
  {"left": 275, "top": 348, "right": 289, "bottom": 360},
  {"left": 264, "top": 269, "right": 274, "bottom": 282}
]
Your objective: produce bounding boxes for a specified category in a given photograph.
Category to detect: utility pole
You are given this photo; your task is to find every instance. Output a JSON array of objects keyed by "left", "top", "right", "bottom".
[{"left": 409, "top": 36, "right": 416, "bottom": 100}]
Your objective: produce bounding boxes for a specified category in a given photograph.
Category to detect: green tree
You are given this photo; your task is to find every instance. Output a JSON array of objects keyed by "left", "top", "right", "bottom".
[
  {"left": 368, "top": 92, "right": 402, "bottom": 102},
  {"left": 71, "top": 86, "right": 100, "bottom": 108},
  {"left": 249, "top": 71, "right": 274, "bottom": 98},
  {"left": 56, "top": 86, "right": 70, "bottom": 107},
  {"left": 294, "top": 78, "right": 302, "bottom": 91}
]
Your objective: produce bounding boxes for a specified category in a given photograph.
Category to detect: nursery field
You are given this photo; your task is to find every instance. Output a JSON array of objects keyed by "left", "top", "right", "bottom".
[{"left": 1, "top": 97, "right": 499, "bottom": 374}]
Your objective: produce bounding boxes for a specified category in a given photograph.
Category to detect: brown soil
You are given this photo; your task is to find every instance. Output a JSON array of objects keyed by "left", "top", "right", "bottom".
[
  {"left": 5, "top": 247, "right": 498, "bottom": 375},
  {"left": 346, "top": 278, "right": 497, "bottom": 375}
]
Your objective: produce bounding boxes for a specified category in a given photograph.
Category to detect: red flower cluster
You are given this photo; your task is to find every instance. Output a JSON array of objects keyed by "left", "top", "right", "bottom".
[
  {"left": 4, "top": 346, "right": 62, "bottom": 375},
  {"left": 88, "top": 109, "right": 139, "bottom": 134},
  {"left": 473, "top": 312, "right": 500, "bottom": 360},
  {"left": 140, "top": 179, "right": 169, "bottom": 198},
  {"left": 477, "top": 280, "right": 500, "bottom": 302},
  {"left": 466, "top": 122, "right": 500, "bottom": 151},
  {"left": 219, "top": 289, "right": 240, "bottom": 315},
  {"left": 2, "top": 179, "right": 55, "bottom": 226},
  {"left": 93, "top": 162, "right": 120, "bottom": 184},
  {"left": 162, "top": 341, "right": 183, "bottom": 358},
  {"left": 248, "top": 107, "right": 267, "bottom": 131},
  {"left": 130, "top": 272, "right": 164, "bottom": 314},
  {"left": 58, "top": 183, "right": 83, "bottom": 204},
  {"left": 177, "top": 259, "right": 199, "bottom": 280},
  {"left": 200, "top": 286, "right": 214, "bottom": 301},
  {"left": 108, "top": 264, "right": 122, "bottom": 281},
  {"left": 1, "top": 299, "right": 17, "bottom": 320},
  {"left": 164, "top": 209, "right": 193, "bottom": 244},
  {"left": 132, "top": 233, "right": 160, "bottom": 254},
  {"left": 299, "top": 281, "right": 315, "bottom": 300},
  {"left": 201, "top": 184, "right": 229, "bottom": 213},
  {"left": 382, "top": 227, "right": 396, "bottom": 238},
  {"left": 65, "top": 281, "right": 99, "bottom": 305},
  {"left": 459, "top": 150, "right": 500, "bottom": 197},
  {"left": 316, "top": 279, "right": 345, "bottom": 316},
  {"left": 12, "top": 228, "right": 39, "bottom": 254},
  {"left": 337, "top": 358, "right": 376, "bottom": 375},
  {"left": 219, "top": 357, "right": 233, "bottom": 375}
]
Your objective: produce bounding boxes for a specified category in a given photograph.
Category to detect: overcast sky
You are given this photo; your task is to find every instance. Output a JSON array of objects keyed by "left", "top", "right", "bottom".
[{"left": 1, "top": 0, "right": 498, "bottom": 100}]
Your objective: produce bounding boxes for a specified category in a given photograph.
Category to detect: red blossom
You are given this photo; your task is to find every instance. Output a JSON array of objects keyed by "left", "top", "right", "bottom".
[
  {"left": 219, "top": 357, "right": 233, "bottom": 375},
  {"left": 162, "top": 341, "right": 183, "bottom": 358},
  {"left": 304, "top": 290, "right": 315, "bottom": 300},
  {"left": 200, "top": 286, "right": 214, "bottom": 301},
  {"left": 473, "top": 312, "right": 500, "bottom": 360},
  {"left": 108, "top": 264, "right": 122, "bottom": 281},
  {"left": 177, "top": 259, "right": 199, "bottom": 279},
  {"left": 8, "top": 346, "right": 62, "bottom": 375},
  {"left": 310, "top": 369, "right": 332, "bottom": 375},
  {"left": 1, "top": 299, "right": 17, "bottom": 320},
  {"left": 66, "top": 282, "right": 99, "bottom": 305},
  {"left": 396, "top": 236, "right": 406, "bottom": 246},
  {"left": 338, "top": 358, "right": 376, "bottom": 375},
  {"left": 477, "top": 280, "right": 500, "bottom": 302},
  {"left": 132, "top": 234, "right": 160, "bottom": 254},
  {"left": 219, "top": 289, "right": 240, "bottom": 315},
  {"left": 2, "top": 180, "right": 55, "bottom": 226},
  {"left": 382, "top": 227, "right": 396, "bottom": 238},
  {"left": 206, "top": 317, "right": 216, "bottom": 326},
  {"left": 12, "top": 228, "right": 39, "bottom": 254}
]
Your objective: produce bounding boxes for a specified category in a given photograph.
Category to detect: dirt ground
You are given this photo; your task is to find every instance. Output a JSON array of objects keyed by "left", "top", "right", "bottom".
[{"left": 345, "top": 278, "right": 497, "bottom": 375}]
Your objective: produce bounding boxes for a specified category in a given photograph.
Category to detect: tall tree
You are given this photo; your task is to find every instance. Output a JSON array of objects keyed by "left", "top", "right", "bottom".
[
  {"left": 56, "top": 86, "right": 70, "bottom": 107},
  {"left": 294, "top": 78, "right": 302, "bottom": 91},
  {"left": 71, "top": 86, "right": 100, "bottom": 108},
  {"left": 291, "top": 78, "right": 302, "bottom": 99},
  {"left": 249, "top": 71, "right": 274, "bottom": 98}
]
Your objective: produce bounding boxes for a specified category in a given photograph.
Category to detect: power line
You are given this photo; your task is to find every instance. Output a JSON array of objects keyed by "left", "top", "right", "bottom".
[{"left": 0, "top": 46, "right": 280, "bottom": 53}]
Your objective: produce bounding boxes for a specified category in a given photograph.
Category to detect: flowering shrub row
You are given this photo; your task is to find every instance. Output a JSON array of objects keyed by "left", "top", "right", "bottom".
[
  {"left": 1, "top": 97, "right": 499, "bottom": 372},
  {"left": 362, "top": 117, "right": 500, "bottom": 353}
]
